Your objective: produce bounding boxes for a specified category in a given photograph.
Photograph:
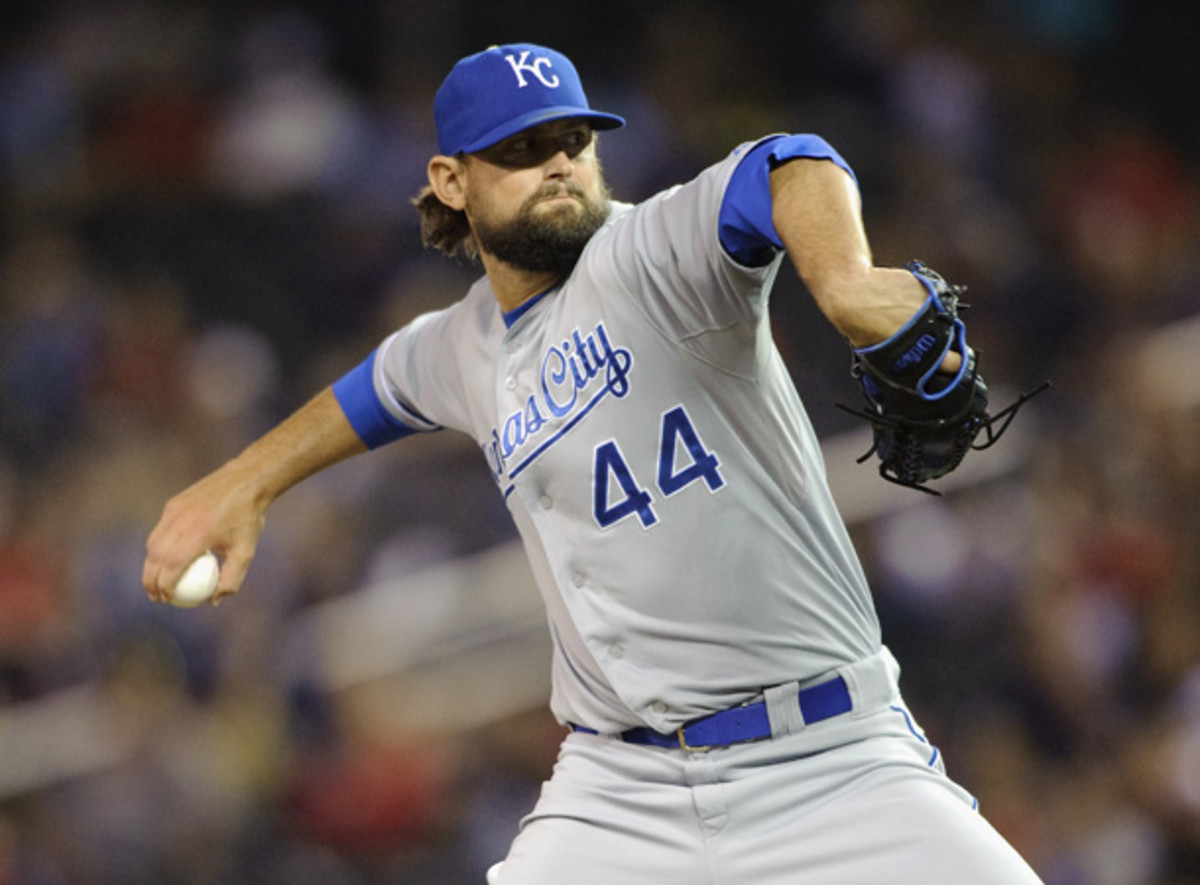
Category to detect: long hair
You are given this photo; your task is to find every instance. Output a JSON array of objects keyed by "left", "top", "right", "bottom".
[{"left": 412, "top": 185, "right": 477, "bottom": 260}]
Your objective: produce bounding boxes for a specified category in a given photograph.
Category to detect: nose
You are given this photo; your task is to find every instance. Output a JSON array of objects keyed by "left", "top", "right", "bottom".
[{"left": 545, "top": 148, "right": 574, "bottom": 179}]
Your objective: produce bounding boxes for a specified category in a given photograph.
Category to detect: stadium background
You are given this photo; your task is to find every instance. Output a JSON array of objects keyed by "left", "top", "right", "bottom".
[{"left": 2, "top": 1, "right": 1199, "bottom": 882}]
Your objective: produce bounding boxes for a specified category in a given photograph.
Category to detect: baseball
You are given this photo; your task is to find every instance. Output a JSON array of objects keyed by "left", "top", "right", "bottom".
[{"left": 171, "top": 551, "right": 219, "bottom": 608}]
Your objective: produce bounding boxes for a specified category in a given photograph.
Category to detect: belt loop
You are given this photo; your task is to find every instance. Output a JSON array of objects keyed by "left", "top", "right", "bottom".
[
  {"left": 764, "top": 680, "right": 805, "bottom": 738},
  {"left": 839, "top": 648, "right": 900, "bottom": 714}
]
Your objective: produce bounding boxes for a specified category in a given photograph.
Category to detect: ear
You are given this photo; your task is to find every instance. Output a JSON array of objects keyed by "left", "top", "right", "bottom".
[{"left": 427, "top": 155, "right": 468, "bottom": 211}]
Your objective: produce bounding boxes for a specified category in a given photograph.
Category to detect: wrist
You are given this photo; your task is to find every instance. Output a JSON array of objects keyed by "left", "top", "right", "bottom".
[
  {"left": 822, "top": 268, "right": 926, "bottom": 348},
  {"left": 220, "top": 447, "right": 282, "bottom": 512}
]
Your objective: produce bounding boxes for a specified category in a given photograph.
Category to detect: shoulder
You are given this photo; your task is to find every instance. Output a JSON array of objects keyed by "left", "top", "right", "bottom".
[
  {"left": 444, "top": 276, "right": 502, "bottom": 327},
  {"left": 604, "top": 140, "right": 774, "bottom": 226},
  {"left": 586, "top": 144, "right": 759, "bottom": 255},
  {"left": 397, "top": 275, "right": 503, "bottom": 350}
]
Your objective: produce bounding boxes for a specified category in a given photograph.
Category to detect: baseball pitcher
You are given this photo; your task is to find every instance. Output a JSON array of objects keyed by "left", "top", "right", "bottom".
[{"left": 144, "top": 43, "right": 1044, "bottom": 884}]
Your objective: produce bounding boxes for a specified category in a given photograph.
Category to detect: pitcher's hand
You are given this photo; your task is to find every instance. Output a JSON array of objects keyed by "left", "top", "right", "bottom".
[{"left": 143, "top": 462, "right": 267, "bottom": 606}]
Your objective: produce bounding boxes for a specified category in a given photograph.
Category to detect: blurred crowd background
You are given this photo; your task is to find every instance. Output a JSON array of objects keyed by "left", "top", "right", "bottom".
[{"left": 2, "top": 0, "right": 1200, "bottom": 882}]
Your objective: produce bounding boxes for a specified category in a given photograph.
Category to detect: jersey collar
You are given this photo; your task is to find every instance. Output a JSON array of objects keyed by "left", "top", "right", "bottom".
[{"left": 501, "top": 285, "right": 557, "bottom": 328}]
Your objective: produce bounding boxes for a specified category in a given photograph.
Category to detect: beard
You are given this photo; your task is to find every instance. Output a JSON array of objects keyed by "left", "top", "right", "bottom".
[{"left": 471, "top": 180, "right": 612, "bottom": 277}]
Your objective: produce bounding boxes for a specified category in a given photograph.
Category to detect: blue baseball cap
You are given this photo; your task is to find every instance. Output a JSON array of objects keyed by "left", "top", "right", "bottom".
[{"left": 434, "top": 43, "right": 625, "bottom": 156}]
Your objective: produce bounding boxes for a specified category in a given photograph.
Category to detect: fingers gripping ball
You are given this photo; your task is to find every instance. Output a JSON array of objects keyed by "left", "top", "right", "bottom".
[
  {"left": 171, "top": 551, "right": 220, "bottom": 607},
  {"left": 838, "top": 261, "right": 1049, "bottom": 493}
]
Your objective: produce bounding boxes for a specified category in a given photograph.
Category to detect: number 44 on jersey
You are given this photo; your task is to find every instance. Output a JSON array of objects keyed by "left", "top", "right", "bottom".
[{"left": 593, "top": 405, "right": 725, "bottom": 529}]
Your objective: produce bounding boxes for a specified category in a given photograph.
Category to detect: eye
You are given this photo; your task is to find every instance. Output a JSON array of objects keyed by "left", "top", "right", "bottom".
[
  {"left": 502, "top": 136, "right": 535, "bottom": 157},
  {"left": 559, "top": 128, "right": 592, "bottom": 156}
]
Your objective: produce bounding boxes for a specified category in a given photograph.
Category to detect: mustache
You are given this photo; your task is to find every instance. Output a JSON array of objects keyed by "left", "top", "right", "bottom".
[{"left": 525, "top": 181, "right": 587, "bottom": 207}]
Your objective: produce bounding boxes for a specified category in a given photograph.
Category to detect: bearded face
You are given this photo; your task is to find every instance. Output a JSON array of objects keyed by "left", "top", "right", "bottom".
[{"left": 468, "top": 176, "right": 612, "bottom": 277}]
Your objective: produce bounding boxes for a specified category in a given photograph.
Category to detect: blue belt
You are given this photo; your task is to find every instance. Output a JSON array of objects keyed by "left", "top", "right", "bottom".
[{"left": 571, "top": 675, "right": 852, "bottom": 751}]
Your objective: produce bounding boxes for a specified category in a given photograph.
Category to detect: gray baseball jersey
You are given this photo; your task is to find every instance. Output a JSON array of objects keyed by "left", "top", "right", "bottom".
[
  {"left": 334, "top": 136, "right": 881, "bottom": 735},
  {"left": 334, "top": 132, "right": 1045, "bottom": 885}
]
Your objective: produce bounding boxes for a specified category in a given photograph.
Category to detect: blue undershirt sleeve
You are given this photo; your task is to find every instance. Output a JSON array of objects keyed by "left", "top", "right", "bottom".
[
  {"left": 718, "top": 134, "right": 858, "bottom": 267},
  {"left": 331, "top": 350, "right": 421, "bottom": 449}
]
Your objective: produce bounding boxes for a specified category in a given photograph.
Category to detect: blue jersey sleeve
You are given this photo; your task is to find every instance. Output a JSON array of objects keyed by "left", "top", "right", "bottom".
[
  {"left": 718, "top": 134, "right": 858, "bottom": 267},
  {"left": 331, "top": 350, "right": 422, "bottom": 449}
]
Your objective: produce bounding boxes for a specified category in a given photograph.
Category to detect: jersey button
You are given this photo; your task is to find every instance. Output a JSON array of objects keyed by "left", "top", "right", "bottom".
[
  {"left": 651, "top": 701, "right": 669, "bottom": 715},
  {"left": 539, "top": 495, "right": 553, "bottom": 510},
  {"left": 505, "top": 376, "right": 516, "bottom": 390},
  {"left": 609, "top": 644, "right": 624, "bottom": 660},
  {"left": 572, "top": 572, "right": 585, "bottom": 588}
]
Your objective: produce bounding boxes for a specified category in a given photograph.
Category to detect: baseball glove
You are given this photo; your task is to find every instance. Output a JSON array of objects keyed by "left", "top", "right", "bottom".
[{"left": 837, "top": 261, "right": 1049, "bottom": 494}]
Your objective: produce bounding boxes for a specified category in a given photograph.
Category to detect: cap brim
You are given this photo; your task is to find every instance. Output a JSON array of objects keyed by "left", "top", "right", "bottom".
[{"left": 457, "top": 107, "right": 625, "bottom": 155}]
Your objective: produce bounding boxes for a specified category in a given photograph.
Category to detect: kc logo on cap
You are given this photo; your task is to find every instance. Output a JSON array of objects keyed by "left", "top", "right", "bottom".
[
  {"left": 435, "top": 43, "right": 625, "bottom": 156},
  {"left": 504, "top": 50, "right": 561, "bottom": 89}
]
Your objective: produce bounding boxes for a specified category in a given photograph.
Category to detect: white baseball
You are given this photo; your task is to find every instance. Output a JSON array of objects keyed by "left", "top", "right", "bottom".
[{"left": 171, "top": 551, "right": 220, "bottom": 608}]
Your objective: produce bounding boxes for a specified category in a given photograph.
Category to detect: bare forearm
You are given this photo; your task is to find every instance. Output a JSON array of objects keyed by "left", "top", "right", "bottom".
[
  {"left": 769, "top": 158, "right": 926, "bottom": 348},
  {"left": 233, "top": 386, "right": 367, "bottom": 504}
]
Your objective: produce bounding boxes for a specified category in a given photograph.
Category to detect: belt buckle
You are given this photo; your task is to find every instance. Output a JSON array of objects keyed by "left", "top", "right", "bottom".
[{"left": 677, "top": 726, "right": 711, "bottom": 753}]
